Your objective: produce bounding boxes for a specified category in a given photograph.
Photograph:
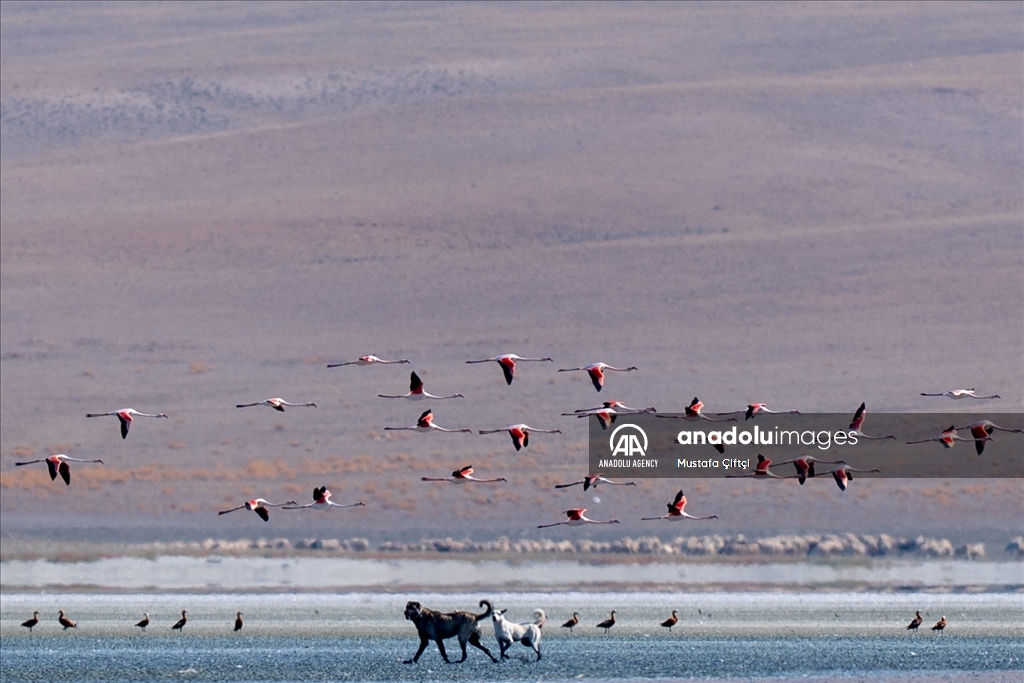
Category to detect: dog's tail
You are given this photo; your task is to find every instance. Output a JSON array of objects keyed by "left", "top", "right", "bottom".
[
  {"left": 533, "top": 609, "right": 547, "bottom": 628},
  {"left": 477, "top": 599, "right": 493, "bottom": 619}
]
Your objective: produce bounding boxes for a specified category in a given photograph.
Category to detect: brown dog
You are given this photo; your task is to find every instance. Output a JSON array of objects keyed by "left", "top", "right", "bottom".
[{"left": 403, "top": 599, "right": 498, "bottom": 663}]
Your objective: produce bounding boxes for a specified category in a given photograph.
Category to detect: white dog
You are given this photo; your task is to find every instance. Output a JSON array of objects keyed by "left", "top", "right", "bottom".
[{"left": 491, "top": 608, "right": 545, "bottom": 661}]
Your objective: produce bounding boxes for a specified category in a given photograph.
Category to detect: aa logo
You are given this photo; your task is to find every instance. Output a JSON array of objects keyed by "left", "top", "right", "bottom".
[{"left": 609, "top": 423, "right": 648, "bottom": 457}]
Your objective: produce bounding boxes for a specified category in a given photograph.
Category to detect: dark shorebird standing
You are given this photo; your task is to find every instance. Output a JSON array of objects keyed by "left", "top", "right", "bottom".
[
  {"left": 561, "top": 612, "right": 580, "bottom": 633},
  {"left": 171, "top": 610, "right": 188, "bottom": 631},
  {"left": 661, "top": 610, "right": 679, "bottom": 632},
  {"left": 234, "top": 612, "right": 244, "bottom": 632},
  {"left": 906, "top": 611, "right": 922, "bottom": 630},
  {"left": 596, "top": 610, "right": 616, "bottom": 634},
  {"left": 135, "top": 613, "right": 150, "bottom": 631},
  {"left": 58, "top": 610, "right": 77, "bottom": 630},
  {"left": 21, "top": 611, "right": 40, "bottom": 633},
  {"left": 931, "top": 616, "right": 947, "bottom": 632}
]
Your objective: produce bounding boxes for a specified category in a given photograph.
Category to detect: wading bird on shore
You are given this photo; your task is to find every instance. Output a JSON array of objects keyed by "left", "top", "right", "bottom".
[
  {"left": 596, "top": 611, "right": 616, "bottom": 633},
  {"left": 558, "top": 363, "right": 637, "bottom": 392},
  {"left": 283, "top": 487, "right": 365, "bottom": 510},
  {"left": 906, "top": 611, "right": 922, "bottom": 631},
  {"left": 21, "top": 612, "right": 39, "bottom": 633},
  {"left": 136, "top": 613, "right": 150, "bottom": 631},
  {"left": 641, "top": 490, "right": 719, "bottom": 521},
  {"left": 421, "top": 465, "right": 507, "bottom": 484},
  {"left": 379, "top": 371, "right": 463, "bottom": 400},
  {"left": 554, "top": 474, "right": 636, "bottom": 491},
  {"left": 15, "top": 454, "right": 104, "bottom": 486},
  {"left": 171, "top": 610, "right": 188, "bottom": 631},
  {"left": 770, "top": 456, "right": 846, "bottom": 485},
  {"left": 953, "top": 420, "right": 1024, "bottom": 456},
  {"left": 327, "top": 355, "right": 410, "bottom": 367},
  {"left": 717, "top": 403, "right": 801, "bottom": 420},
  {"left": 537, "top": 509, "right": 619, "bottom": 529},
  {"left": 236, "top": 398, "right": 316, "bottom": 412},
  {"left": 826, "top": 465, "right": 881, "bottom": 491},
  {"left": 847, "top": 403, "right": 896, "bottom": 440},
  {"left": 86, "top": 408, "right": 167, "bottom": 438},
  {"left": 906, "top": 426, "right": 988, "bottom": 450},
  {"left": 725, "top": 454, "right": 797, "bottom": 479},
  {"left": 920, "top": 389, "right": 1000, "bottom": 400},
  {"left": 465, "top": 354, "right": 553, "bottom": 385},
  {"left": 385, "top": 409, "right": 473, "bottom": 434},
  {"left": 218, "top": 498, "right": 297, "bottom": 522},
  {"left": 234, "top": 612, "right": 244, "bottom": 632},
  {"left": 477, "top": 424, "right": 561, "bottom": 451},
  {"left": 932, "top": 616, "right": 947, "bottom": 632},
  {"left": 661, "top": 610, "right": 679, "bottom": 632},
  {"left": 561, "top": 613, "right": 579, "bottom": 633},
  {"left": 58, "top": 610, "right": 77, "bottom": 630}
]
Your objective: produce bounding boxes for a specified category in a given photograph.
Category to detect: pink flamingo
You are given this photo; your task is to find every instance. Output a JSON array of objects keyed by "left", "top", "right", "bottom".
[
  {"left": 328, "top": 355, "right": 410, "bottom": 367},
  {"left": 218, "top": 498, "right": 296, "bottom": 522},
  {"left": 86, "top": 408, "right": 167, "bottom": 439},
  {"left": 953, "top": 420, "right": 1023, "bottom": 456},
  {"left": 725, "top": 454, "right": 798, "bottom": 479},
  {"left": 537, "top": 508, "right": 620, "bottom": 528},
  {"left": 283, "top": 487, "right": 365, "bottom": 510},
  {"left": 465, "top": 354, "right": 553, "bottom": 385},
  {"left": 421, "top": 465, "right": 507, "bottom": 483},
  {"left": 906, "top": 425, "right": 989, "bottom": 449},
  {"left": 641, "top": 489, "right": 719, "bottom": 521},
  {"left": 771, "top": 456, "right": 846, "bottom": 484},
  {"left": 717, "top": 403, "right": 801, "bottom": 420},
  {"left": 825, "top": 465, "right": 881, "bottom": 491},
  {"left": 385, "top": 409, "right": 473, "bottom": 433},
  {"left": 558, "top": 363, "right": 637, "bottom": 392},
  {"left": 847, "top": 403, "right": 896, "bottom": 440},
  {"left": 477, "top": 424, "right": 561, "bottom": 451},
  {"left": 379, "top": 372, "right": 463, "bottom": 400},
  {"left": 554, "top": 474, "right": 636, "bottom": 491},
  {"left": 236, "top": 398, "right": 316, "bottom": 412},
  {"left": 920, "top": 389, "right": 1000, "bottom": 400},
  {"left": 15, "top": 454, "right": 103, "bottom": 486}
]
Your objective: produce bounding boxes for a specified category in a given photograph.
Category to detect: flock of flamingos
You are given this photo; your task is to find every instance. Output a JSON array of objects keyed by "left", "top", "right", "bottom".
[{"left": 11, "top": 352, "right": 1014, "bottom": 639}]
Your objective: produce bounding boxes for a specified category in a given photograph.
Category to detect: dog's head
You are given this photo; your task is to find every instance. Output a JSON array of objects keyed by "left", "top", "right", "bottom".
[
  {"left": 404, "top": 601, "right": 423, "bottom": 621},
  {"left": 491, "top": 608, "right": 508, "bottom": 622}
]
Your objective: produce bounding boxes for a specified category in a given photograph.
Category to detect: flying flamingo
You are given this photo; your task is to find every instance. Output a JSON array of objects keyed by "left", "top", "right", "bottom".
[
  {"left": 421, "top": 465, "right": 507, "bottom": 483},
  {"left": 661, "top": 610, "right": 679, "bottom": 632},
  {"left": 657, "top": 397, "right": 737, "bottom": 422},
  {"left": 218, "top": 498, "right": 297, "bottom": 522},
  {"left": 537, "top": 508, "right": 620, "bottom": 528},
  {"left": 725, "top": 454, "right": 798, "bottom": 479},
  {"left": 565, "top": 403, "right": 656, "bottom": 430},
  {"left": 236, "top": 398, "right": 316, "bottom": 412},
  {"left": 554, "top": 474, "right": 636, "bottom": 491},
  {"left": 465, "top": 354, "right": 553, "bottom": 385},
  {"left": 234, "top": 612, "right": 244, "bottom": 632},
  {"left": 327, "top": 355, "right": 410, "bottom": 367},
  {"left": 770, "top": 456, "right": 846, "bottom": 485},
  {"left": 385, "top": 409, "right": 473, "bottom": 434},
  {"left": 826, "top": 465, "right": 881, "bottom": 491},
  {"left": 921, "top": 389, "right": 999, "bottom": 400},
  {"left": 573, "top": 401, "right": 656, "bottom": 415},
  {"left": 477, "top": 424, "right": 561, "bottom": 451},
  {"left": 906, "top": 611, "right": 923, "bottom": 631},
  {"left": 21, "top": 612, "right": 40, "bottom": 633},
  {"left": 558, "top": 363, "right": 637, "bottom": 392},
  {"left": 954, "top": 420, "right": 1024, "bottom": 456},
  {"left": 596, "top": 611, "right": 617, "bottom": 634},
  {"left": 379, "top": 371, "right": 463, "bottom": 400},
  {"left": 15, "top": 454, "right": 104, "bottom": 486},
  {"left": 86, "top": 408, "right": 167, "bottom": 439},
  {"left": 136, "top": 613, "right": 150, "bottom": 631},
  {"left": 561, "top": 613, "right": 579, "bottom": 633},
  {"left": 171, "top": 610, "right": 188, "bottom": 631},
  {"left": 58, "top": 610, "right": 77, "bottom": 630},
  {"left": 847, "top": 403, "right": 896, "bottom": 440},
  {"left": 906, "top": 425, "right": 988, "bottom": 450},
  {"left": 932, "top": 616, "right": 947, "bottom": 632},
  {"left": 641, "top": 490, "right": 719, "bottom": 521},
  {"left": 717, "top": 403, "right": 801, "bottom": 420},
  {"left": 283, "top": 487, "right": 365, "bottom": 510}
]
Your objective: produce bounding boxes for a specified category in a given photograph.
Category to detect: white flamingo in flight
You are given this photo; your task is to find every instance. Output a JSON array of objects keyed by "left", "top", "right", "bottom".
[
  {"left": 920, "top": 388, "right": 1000, "bottom": 400},
  {"left": 906, "top": 425, "right": 989, "bottom": 450},
  {"left": 770, "top": 456, "right": 846, "bottom": 485},
  {"left": 327, "top": 355, "right": 410, "bottom": 367},
  {"left": 218, "top": 497, "right": 297, "bottom": 522},
  {"left": 558, "top": 362, "right": 637, "bottom": 392},
  {"left": 477, "top": 424, "right": 561, "bottom": 451},
  {"left": 86, "top": 408, "right": 168, "bottom": 439},
  {"left": 824, "top": 465, "right": 881, "bottom": 491},
  {"left": 953, "top": 419, "right": 1024, "bottom": 455},
  {"left": 537, "top": 508, "right": 620, "bottom": 528},
  {"left": 641, "top": 490, "right": 719, "bottom": 521},
  {"left": 725, "top": 454, "right": 798, "bottom": 479},
  {"left": 385, "top": 409, "right": 473, "bottom": 434},
  {"left": 466, "top": 354, "right": 553, "bottom": 385},
  {"left": 236, "top": 398, "right": 316, "bottom": 412},
  {"left": 283, "top": 487, "right": 365, "bottom": 510},
  {"left": 554, "top": 474, "right": 636, "bottom": 491},
  {"left": 717, "top": 403, "right": 800, "bottom": 420},
  {"left": 421, "top": 465, "right": 507, "bottom": 484},
  {"left": 847, "top": 403, "right": 896, "bottom": 440},
  {"left": 15, "top": 454, "right": 104, "bottom": 485},
  {"left": 379, "top": 372, "right": 463, "bottom": 400}
]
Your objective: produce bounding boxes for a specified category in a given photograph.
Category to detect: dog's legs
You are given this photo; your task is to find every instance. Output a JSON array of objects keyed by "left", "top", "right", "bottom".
[
  {"left": 404, "top": 634, "right": 429, "bottom": 664},
  {"left": 498, "top": 638, "right": 511, "bottom": 660},
  {"left": 435, "top": 637, "right": 452, "bottom": 663},
  {"left": 469, "top": 631, "right": 498, "bottom": 662}
]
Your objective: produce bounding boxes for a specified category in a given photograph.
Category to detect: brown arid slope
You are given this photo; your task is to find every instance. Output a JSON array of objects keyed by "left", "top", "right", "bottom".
[{"left": 1, "top": 2, "right": 1021, "bottom": 544}]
